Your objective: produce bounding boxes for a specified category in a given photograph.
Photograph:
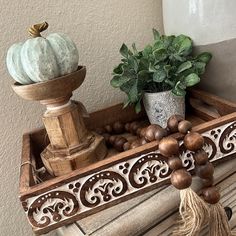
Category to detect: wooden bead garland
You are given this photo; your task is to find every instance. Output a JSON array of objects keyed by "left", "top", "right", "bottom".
[
  {"left": 96, "top": 118, "right": 173, "bottom": 152},
  {"left": 179, "top": 121, "right": 220, "bottom": 205},
  {"left": 158, "top": 134, "right": 192, "bottom": 190},
  {"left": 159, "top": 115, "right": 233, "bottom": 235}
]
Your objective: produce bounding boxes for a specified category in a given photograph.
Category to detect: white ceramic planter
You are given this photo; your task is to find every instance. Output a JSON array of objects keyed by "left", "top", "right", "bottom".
[
  {"left": 162, "top": 0, "right": 236, "bottom": 102},
  {"left": 163, "top": 0, "right": 236, "bottom": 45},
  {"left": 143, "top": 90, "right": 185, "bottom": 127}
]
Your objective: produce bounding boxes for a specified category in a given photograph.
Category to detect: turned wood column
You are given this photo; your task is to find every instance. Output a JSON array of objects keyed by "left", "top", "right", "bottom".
[{"left": 42, "top": 100, "right": 89, "bottom": 150}]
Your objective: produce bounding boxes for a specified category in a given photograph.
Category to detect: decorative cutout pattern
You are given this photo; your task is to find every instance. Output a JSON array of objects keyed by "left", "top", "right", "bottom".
[{"left": 23, "top": 121, "right": 236, "bottom": 231}]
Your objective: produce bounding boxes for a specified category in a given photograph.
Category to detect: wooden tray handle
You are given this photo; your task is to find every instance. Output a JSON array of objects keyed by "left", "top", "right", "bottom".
[{"left": 189, "top": 89, "right": 236, "bottom": 116}]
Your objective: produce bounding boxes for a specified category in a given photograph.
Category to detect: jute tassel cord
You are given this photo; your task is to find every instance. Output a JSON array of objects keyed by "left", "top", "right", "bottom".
[
  {"left": 209, "top": 202, "right": 236, "bottom": 236},
  {"left": 174, "top": 188, "right": 210, "bottom": 236}
]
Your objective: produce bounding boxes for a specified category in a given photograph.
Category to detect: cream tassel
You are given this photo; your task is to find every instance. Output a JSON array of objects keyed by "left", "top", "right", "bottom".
[
  {"left": 209, "top": 202, "right": 236, "bottom": 236},
  {"left": 173, "top": 188, "right": 210, "bottom": 236}
]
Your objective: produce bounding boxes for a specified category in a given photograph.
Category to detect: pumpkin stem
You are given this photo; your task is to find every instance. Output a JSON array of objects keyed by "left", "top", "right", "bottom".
[{"left": 28, "top": 22, "right": 48, "bottom": 38}]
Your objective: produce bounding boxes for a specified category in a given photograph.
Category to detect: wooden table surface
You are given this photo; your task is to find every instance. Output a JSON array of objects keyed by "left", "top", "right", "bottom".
[{"left": 56, "top": 156, "right": 236, "bottom": 236}]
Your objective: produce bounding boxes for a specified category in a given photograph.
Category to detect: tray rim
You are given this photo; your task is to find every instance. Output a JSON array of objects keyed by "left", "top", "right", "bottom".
[{"left": 19, "top": 112, "right": 236, "bottom": 201}]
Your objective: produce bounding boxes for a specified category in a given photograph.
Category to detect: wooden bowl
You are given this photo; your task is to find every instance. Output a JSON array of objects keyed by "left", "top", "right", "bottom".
[{"left": 12, "top": 66, "right": 86, "bottom": 101}]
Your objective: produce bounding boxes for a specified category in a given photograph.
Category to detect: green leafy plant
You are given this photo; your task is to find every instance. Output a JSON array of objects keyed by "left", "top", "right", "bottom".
[{"left": 111, "top": 29, "right": 212, "bottom": 113}]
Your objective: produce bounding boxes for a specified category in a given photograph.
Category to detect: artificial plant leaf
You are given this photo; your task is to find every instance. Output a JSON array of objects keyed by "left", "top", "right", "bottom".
[
  {"left": 173, "top": 81, "right": 186, "bottom": 96},
  {"left": 143, "top": 45, "right": 153, "bottom": 58},
  {"left": 197, "top": 52, "right": 212, "bottom": 63},
  {"left": 132, "top": 43, "right": 138, "bottom": 55},
  {"left": 139, "top": 57, "right": 149, "bottom": 71},
  {"left": 161, "top": 35, "right": 175, "bottom": 48},
  {"left": 165, "top": 78, "right": 175, "bottom": 88},
  {"left": 120, "top": 78, "right": 135, "bottom": 93},
  {"left": 149, "top": 62, "right": 158, "bottom": 72},
  {"left": 172, "top": 54, "right": 185, "bottom": 62},
  {"left": 110, "top": 76, "right": 131, "bottom": 88},
  {"left": 153, "top": 48, "right": 167, "bottom": 61},
  {"left": 138, "top": 70, "right": 150, "bottom": 80},
  {"left": 120, "top": 43, "right": 129, "bottom": 58},
  {"left": 163, "top": 65, "right": 172, "bottom": 77},
  {"left": 123, "top": 99, "right": 131, "bottom": 108},
  {"left": 128, "top": 80, "right": 139, "bottom": 103},
  {"left": 177, "top": 61, "right": 192, "bottom": 73},
  {"left": 183, "top": 73, "right": 200, "bottom": 87},
  {"left": 194, "top": 62, "right": 206, "bottom": 75},
  {"left": 152, "top": 28, "right": 160, "bottom": 40},
  {"left": 128, "top": 56, "right": 139, "bottom": 73},
  {"left": 153, "top": 40, "right": 165, "bottom": 51},
  {"left": 153, "top": 68, "right": 166, "bottom": 82},
  {"left": 113, "top": 63, "right": 123, "bottom": 75},
  {"left": 121, "top": 58, "right": 128, "bottom": 63},
  {"left": 138, "top": 70, "right": 151, "bottom": 87},
  {"left": 172, "top": 35, "right": 192, "bottom": 56},
  {"left": 135, "top": 100, "right": 142, "bottom": 113}
]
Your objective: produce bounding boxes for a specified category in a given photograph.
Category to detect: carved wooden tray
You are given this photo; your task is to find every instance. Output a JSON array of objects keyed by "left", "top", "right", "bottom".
[{"left": 19, "top": 89, "right": 236, "bottom": 235}]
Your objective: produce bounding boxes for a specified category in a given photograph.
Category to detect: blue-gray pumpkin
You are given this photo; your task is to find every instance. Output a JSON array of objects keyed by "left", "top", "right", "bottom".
[{"left": 6, "top": 22, "right": 79, "bottom": 84}]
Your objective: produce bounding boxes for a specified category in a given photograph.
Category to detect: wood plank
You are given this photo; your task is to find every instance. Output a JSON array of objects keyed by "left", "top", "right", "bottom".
[
  {"left": 144, "top": 172, "right": 236, "bottom": 236},
  {"left": 78, "top": 158, "right": 236, "bottom": 236},
  {"left": 77, "top": 188, "right": 163, "bottom": 235}
]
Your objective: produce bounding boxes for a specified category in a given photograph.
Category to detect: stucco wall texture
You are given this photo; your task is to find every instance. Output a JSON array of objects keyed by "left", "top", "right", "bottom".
[{"left": 0, "top": 1, "right": 163, "bottom": 235}]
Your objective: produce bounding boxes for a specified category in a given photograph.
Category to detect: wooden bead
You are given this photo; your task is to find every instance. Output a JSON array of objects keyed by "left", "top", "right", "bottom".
[
  {"left": 140, "top": 138, "right": 147, "bottom": 145},
  {"left": 171, "top": 169, "right": 192, "bottom": 190},
  {"left": 201, "top": 187, "right": 220, "bottom": 204},
  {"left": 104, "top": 124, "right": 113, "bottom": 133},
  {"left": 130, "top": 122, "right": 140, "bottom": 134},
  {"left": 123, "top": 142, "right": 131, "bottom": 151},
  {"left": 125, "top": 123, "right": 131, "bottom": 132},
  {"left": 130, "top": 140, "right": 141, "bottom": 149},
  {"left": 145, "top": 124, "right": 161, "bottom": 142},
  {"left": 178, "top": 120, "right": 192, "bottom": 134},
  {"left": 168, "top": 157, "right": 183, "bottom": 170},
  {"left": 195, "top": 162, "right": 214, "bottom": 179},
  {"left": 194, "top": 149, "right": 208, "bottom": 165},
  {"left": 109, "top": 135, "right": 117, "bottom": 145},
  {"left": 95, "top": 127, "right": 106, "bottom": 134},
  {"left": 202, "top": 177, "right": 214, "bottom": 187},
  {"left": 154, "top": 127, "right": 168, "bottom": 141},
  {"left": 114, "top": 137, "right": 127, "bottom": 152},
  {"left": 165, "top": 127, "right": 171, "bottom": 135},
  {"left": 184, "top": 132, "right": 204, "bottom": 151},
  {"left": 103, "top": 133, "right": 111, "bottom": 144},
  {"left": 140, "top": 127, "right": 147, "bottom": 138},
  {"left": 167, "top": 115, "right": 184, "bottom": 133},
  {"left": 136, "top": 127, "right": 143, "bottom": 136},
  {"left": 159, "top": 137, "right": 179, "bottom": 157},
  {"left": 113, "top": 121, "right": 125, "bottom": 134}
]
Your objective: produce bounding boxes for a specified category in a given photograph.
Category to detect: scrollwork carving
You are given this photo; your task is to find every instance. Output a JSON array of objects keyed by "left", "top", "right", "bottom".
[
  {"left": 129, "top": 153, "right": 171, "bottom": 189},
  {"left": 219, "top": 122, "right": 236, "bottom": 154},
  {"left": 80, "top": 171, "right": 128, "bottom": 208},
  {"left": 28, "top": 191, "right": 79, "bottom": 228}
]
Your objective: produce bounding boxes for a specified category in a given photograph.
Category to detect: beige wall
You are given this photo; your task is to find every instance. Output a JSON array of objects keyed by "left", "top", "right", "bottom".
[{"left": 0, "top": 1, "right": 163, "bottom": 235}]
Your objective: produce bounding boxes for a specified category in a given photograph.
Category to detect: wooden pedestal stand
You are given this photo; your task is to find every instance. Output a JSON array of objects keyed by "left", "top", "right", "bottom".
[{"left": 12, "top": 66, "right": 107, "bottom": 176}]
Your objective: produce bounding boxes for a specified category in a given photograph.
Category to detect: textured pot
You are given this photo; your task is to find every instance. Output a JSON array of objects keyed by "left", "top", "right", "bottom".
[{"left": 143, "top": 90, "right": 185, "bottom": 127}]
